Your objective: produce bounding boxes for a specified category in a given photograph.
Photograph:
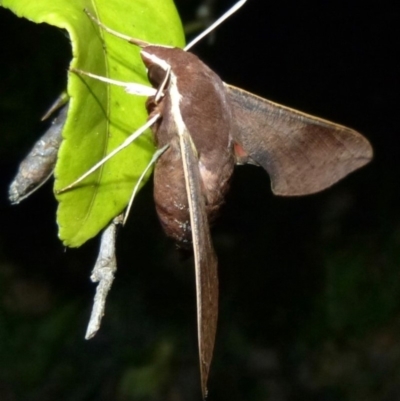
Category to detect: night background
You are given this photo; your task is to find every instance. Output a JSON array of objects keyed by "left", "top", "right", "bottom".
[{"left": 0, "top": 0, "right": 398, "bottom": 400}]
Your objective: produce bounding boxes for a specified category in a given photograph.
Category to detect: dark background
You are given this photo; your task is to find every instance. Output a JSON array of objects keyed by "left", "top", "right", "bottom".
[{"left": 0, "top": 1, "right": 399, "bottom": 400}]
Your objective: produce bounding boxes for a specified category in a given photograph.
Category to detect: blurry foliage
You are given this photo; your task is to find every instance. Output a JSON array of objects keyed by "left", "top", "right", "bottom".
[{"left": 0, "top": 0, "right": 399, "bottom": 400}]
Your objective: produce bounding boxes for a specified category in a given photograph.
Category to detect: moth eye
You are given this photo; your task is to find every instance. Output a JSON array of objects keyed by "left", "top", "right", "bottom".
[{"left": 147, "top": 64, "right": 167, "bottom": 87}]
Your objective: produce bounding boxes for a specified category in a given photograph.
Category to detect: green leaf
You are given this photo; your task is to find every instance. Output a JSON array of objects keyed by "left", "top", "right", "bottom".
[{"left": 0, "top": 0, "right": 185, "bottom": 247}]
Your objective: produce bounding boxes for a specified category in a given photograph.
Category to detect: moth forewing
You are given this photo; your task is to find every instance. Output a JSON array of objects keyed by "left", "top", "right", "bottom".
[
  {"left": 179, "top": 128, "right": 219, "bottom": 398},
  {"left": 167, "top": 72, "right": 219, "bottom": 397},
  {"left": 226, "top": 84, "right": 373, "bottom": 195}
]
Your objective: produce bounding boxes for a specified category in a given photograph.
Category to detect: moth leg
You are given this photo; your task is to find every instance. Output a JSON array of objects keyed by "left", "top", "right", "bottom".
[
  {"left": 58, "top": 113, "right": 160, "bottom": 193},
  {"left": 84, "top": 9, "right": 150, "bottom": 48},
  {"left": 123, "top": 143, "right": 169, "bottom": 225},
  {"left": 69, "top": 68, "right": 156, "bottom": 97}
]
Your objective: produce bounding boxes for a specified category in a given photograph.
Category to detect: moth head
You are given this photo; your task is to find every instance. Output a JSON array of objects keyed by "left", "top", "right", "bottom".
[{"left": 140, "top": 47, "right": 172, "bottom": 88}]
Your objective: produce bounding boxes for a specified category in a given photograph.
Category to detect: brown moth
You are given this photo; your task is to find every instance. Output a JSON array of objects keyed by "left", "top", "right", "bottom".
[{"left": 63, "top": 1, "right": 373, "bottom": 396}]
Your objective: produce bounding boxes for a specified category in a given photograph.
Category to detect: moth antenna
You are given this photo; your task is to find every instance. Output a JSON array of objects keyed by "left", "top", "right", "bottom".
[
  {"left": 184, "top": 0, "right": 247, "bottom": 51},
  {"left": 84, "top": 8, "right": 150, "bottom": 47},
  {"left": 123, "top": 144, "right": 169, "bottom": 225},
  {"left": 70, "top": 68, "right": 157, "bottom": 97},
  {"left": 57, "top": 113, "right": 161, "bottom": 193}
]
